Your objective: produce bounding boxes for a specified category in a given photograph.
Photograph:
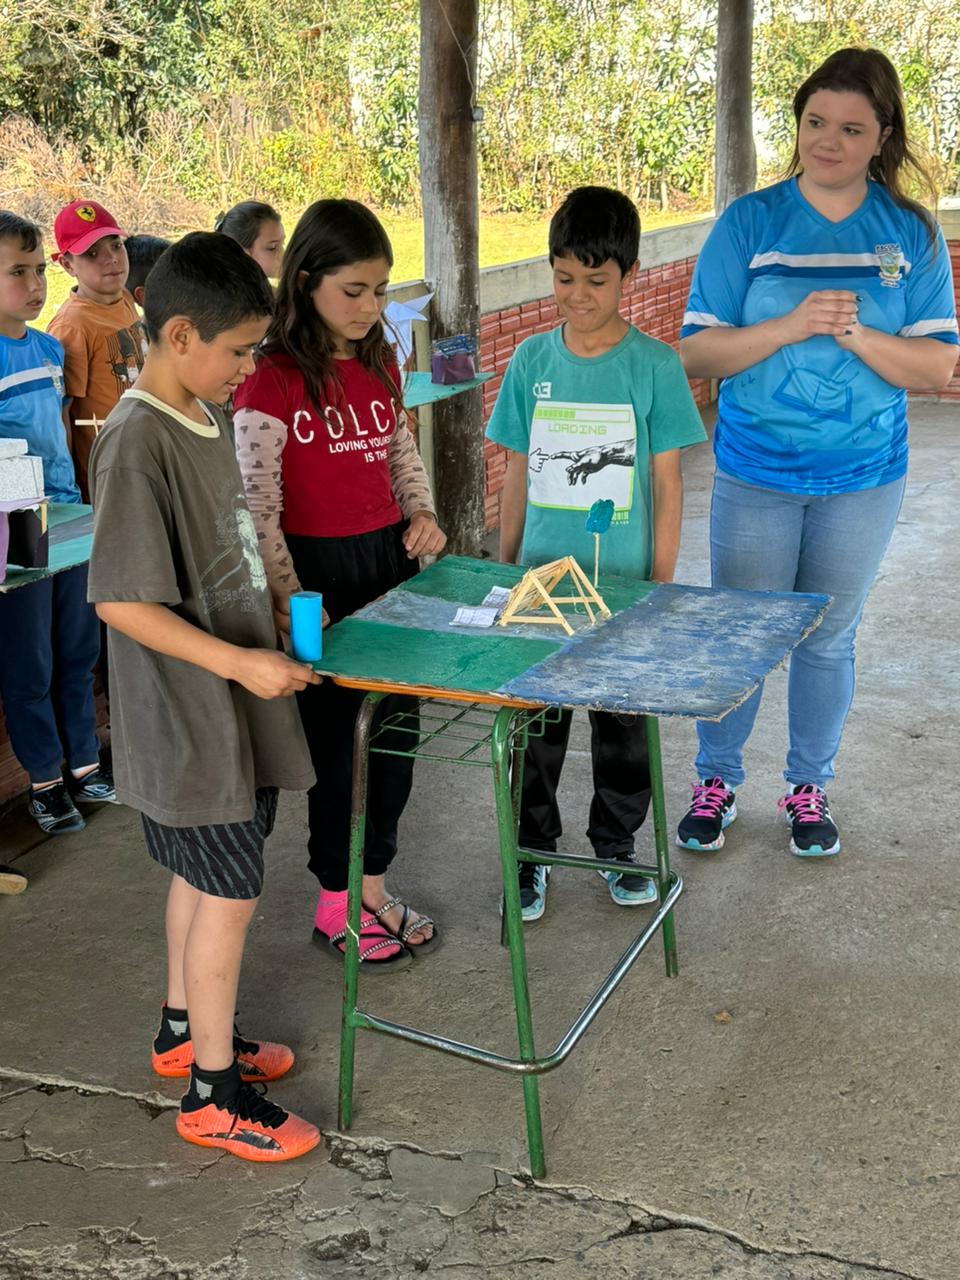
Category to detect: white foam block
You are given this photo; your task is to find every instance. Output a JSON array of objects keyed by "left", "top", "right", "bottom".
[
  {"left": 0, "top": 438, "right": 28, "bottom": 460},
  {"left": 0, "top": 454, "right": 44, "bottom": 501}
]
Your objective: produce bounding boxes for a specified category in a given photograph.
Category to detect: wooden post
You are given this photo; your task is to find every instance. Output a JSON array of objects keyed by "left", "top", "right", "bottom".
[
  {"left": 419, "top": 0, "right": 483, "bottom": 556},
  {"left": 715, "top": 0, "right": 757, "bottom": 213}
]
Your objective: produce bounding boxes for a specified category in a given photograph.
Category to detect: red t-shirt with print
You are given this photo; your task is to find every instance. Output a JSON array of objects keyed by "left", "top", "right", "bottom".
[{"left": 233, "top": 351, "right": 402, "bottom": 538}]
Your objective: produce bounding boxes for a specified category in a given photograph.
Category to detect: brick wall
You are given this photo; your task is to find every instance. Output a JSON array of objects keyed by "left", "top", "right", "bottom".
[
  {"left": 480, "top": 255, "right": 712, "bottom": 532},
  {"left": 0, "top": 704, "right": 26, "bottom": 809},
  {"left": 0, "top": 682, "right": 109, "bottom": 813}
]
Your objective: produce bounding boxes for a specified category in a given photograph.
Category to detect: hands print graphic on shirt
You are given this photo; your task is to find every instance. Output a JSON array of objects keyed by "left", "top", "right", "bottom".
[
  {"left": 529, "top": 438, "right": 636, "bottom": 486},
  {"left": 527, "top": 399, "right": 637, "bottom": 513}
]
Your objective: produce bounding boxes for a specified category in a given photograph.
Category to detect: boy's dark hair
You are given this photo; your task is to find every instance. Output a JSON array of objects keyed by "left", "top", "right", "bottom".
[
  {"left": 125, "top": 233, "right": 172, "bottom": 295},
  {"left": 214, "top": 200, "right": 281, "bottom": 249},
  {"left": 0, "top": 210, "right": 42, "bottom": 253},
  {"left": 548, "top": 186, "right": 641, "bottom": 277},
  {"left": 142, "top": 231, "right": 274, "bottom": 343}
]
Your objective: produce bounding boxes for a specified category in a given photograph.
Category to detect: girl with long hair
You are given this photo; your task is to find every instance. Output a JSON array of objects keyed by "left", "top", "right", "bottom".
[
  {"left": 675, "top": 48, "right": 958, "bottom": 858},
  {"left": 233, "top": 199, "right": 446, "bottom": 967}
]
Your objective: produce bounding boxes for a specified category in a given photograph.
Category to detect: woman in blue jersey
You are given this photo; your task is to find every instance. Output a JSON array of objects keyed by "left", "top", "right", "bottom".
[{"left": 676, "top": 47, "right": 958, "bottom": 858}]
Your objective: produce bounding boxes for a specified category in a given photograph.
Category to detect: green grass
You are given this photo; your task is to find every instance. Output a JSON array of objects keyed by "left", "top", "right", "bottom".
[
  {"left": 37, "top": 208, "right": 704, "bottom": 330},
  {"left": 375, "top": 207, "right": 701, "bottom": 280},
  {"left": 38, "top": 269, "right": 74, "bottom": 331}
]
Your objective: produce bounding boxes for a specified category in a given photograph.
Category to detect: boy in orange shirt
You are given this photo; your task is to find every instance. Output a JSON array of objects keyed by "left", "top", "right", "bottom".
[{"left": 48, "top": 201, "right": 147, "bottom": 500}]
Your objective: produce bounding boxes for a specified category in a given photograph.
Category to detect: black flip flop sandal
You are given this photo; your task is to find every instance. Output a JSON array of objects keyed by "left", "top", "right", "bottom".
[
  {"left": 312, "top": 921, "right": 414, "bottom": 972},
  {"left": 371, "top": 897, "right": 441, "bottom": 956}
]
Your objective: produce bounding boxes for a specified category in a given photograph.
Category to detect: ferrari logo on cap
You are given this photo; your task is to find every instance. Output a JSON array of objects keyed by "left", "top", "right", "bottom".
[{"left": 76, "top": 206, "right": 97, "bottom": 222}]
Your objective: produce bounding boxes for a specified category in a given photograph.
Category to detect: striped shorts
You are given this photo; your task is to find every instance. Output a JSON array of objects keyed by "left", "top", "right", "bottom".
[{"left": 141, "top": 788, "right": 278, "bottom": 900}]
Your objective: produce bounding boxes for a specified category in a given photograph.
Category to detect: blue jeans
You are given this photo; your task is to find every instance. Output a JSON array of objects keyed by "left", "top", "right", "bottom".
[
  {"left": 0, "top": 566, "right": 100, "bottom": 783},
  {"left": 694, "top": 470, "right": 906, "bottom": 789}
]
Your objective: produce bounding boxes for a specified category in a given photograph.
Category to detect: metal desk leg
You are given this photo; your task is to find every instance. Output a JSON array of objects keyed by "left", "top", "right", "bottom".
[
  {"left": 646, "top": 715, "right": 679, "bottom": 978},
  {"left": 499, "top": 711, "right": 527, "bottom": 951},
  {"left": 338, "top": 691, "right": 384, "bottom": 1131},
  {"left": 491, "top": 707, "right": 546, "bottom": 1179}
]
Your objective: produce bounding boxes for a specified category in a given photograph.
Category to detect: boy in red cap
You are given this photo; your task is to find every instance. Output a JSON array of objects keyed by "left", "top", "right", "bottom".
[{"left": 48, "top": 201, "right": 147, "bottom": 500}]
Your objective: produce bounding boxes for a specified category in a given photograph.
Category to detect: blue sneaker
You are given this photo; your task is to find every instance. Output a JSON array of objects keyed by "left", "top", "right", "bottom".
[
  {"left": 597, "top": 856, "right": 658, "bottom": 906},
  {"left": 778, "top": 785, "right": 840, "bottom": 857},
  {"left": 500, "top": 862, "right": 551, "bottom": 923},
  {"left": 676, "top": 777, "right": 737, "bottom": 851}
]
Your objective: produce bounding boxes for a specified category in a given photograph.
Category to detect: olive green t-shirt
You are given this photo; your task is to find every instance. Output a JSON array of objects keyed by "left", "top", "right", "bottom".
[{"left": 88, "top": 389, "right": 314, "bottom": 826}]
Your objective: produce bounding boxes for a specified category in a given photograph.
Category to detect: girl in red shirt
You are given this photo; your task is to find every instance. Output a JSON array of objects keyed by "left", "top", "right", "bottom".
[{"left": 234, "top": 199, "right": 446, "bottom": 968}]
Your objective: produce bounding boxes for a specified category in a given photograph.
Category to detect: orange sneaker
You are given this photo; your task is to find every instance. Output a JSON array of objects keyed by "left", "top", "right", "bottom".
[
  {"left": 153, "top": 1031, "right": 295, "bottom": 1082},
  {"left": 176, "top": 1082, "right": 321, "bottom": 1163}
]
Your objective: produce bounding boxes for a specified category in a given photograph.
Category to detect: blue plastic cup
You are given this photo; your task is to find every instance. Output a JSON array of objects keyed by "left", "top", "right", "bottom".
[{"left": 289, "top": 591, "right": 323, "bottom": 662}]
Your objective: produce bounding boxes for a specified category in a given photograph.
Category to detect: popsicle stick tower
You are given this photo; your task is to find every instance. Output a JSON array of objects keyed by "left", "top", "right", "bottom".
[{"left": 497, "top": 556, "right": 611, "bottom": 636}]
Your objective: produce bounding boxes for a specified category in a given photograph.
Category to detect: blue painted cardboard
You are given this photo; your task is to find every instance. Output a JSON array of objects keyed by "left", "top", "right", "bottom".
[{"left": 499, "top": 583, "right": 830, "bottom": 720}]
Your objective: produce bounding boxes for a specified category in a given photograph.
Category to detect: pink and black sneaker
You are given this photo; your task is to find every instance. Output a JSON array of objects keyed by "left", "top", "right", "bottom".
[
  {"left": 778, "top": 784, "right": 840, "bottom": 857},
  {"left": 676, "top": 777, "right": 737, "bottom": 851}
]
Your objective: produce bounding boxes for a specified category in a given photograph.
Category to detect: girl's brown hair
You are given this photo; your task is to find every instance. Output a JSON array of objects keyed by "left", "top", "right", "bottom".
[
  {"left": 263, "top": 199, "right": 399, "bottom": 412},
  {"left": 214, "top": 200, "right": 281, "bottom": 250},
  {"left": 788, "top": 47, "right": 937, "bottom": 243}
]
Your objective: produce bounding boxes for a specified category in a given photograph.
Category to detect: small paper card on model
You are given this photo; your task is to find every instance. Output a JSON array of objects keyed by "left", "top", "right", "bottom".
[
  {"left": 451, "top": 605, "right": 500, "bottom": 628},
  {"left": 450, "top": 585, "right": 514, "bottom": 628},
  {"left": 482, "top": 586, "right": 512, "bottom": 608}
]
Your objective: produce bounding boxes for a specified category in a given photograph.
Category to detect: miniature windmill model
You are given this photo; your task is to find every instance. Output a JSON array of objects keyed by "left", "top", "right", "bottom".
[{"left": 497, "top": 556, "right": 611, "bottom": 637}]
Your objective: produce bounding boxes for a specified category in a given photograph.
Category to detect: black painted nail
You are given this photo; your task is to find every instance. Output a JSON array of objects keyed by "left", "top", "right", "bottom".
[
  {"left": 844, "top": 328, "right": 853, "bottom": 335},
  {"left": 855, "top": 294, "right": 863, "bottom": 301}
]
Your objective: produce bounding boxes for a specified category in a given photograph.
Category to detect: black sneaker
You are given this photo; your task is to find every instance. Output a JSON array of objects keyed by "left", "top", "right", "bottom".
[
  {"left": 500, "top": 861, "right": 551, "bottom": 923},
  {"left": 676, "top": 777, "right": 737, "bottom": 851},
  {"left": 778, "top": 785, "right": 840, "bottom": 857},
  {"left": 28, "top": 782, "right": 85, "bottom": 835},
  {"left": 69, "top": 764, "right": 118, "bottom": 805},
  {"left": 597, "top": 855, "right": 657, "bottom": 906}
]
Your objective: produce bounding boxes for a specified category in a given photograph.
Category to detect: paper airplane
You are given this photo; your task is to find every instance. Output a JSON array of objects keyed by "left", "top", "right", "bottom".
[{"left": 384, "top": 292, "right": 433, "bottom": 369}]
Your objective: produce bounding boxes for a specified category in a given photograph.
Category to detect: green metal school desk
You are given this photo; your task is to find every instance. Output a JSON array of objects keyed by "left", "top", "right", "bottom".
[{"left": 315, "top": 555, "right": 828, "bottom": 1178}]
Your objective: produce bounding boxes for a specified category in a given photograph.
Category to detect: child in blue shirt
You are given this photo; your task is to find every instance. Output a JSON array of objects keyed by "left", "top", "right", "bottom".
[
  {"left": 0, "top": 211, "right": 113, "bottom": 844},
  {"left": 486, "top": 186, "right": 706, "bottom": 920}
]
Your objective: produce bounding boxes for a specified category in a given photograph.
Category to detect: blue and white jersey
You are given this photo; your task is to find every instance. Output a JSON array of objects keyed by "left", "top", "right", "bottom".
[
  {"left": 682, "top": 178, "right": 958, "bottom": 494},
  {"left": 0, "top": 328, "right": 79, "bottom": 504}
]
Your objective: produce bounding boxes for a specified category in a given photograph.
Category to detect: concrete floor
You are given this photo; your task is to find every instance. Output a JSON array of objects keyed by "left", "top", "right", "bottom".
[{"left": 0, "top": 400, "right": 957, "bottom": 1278}]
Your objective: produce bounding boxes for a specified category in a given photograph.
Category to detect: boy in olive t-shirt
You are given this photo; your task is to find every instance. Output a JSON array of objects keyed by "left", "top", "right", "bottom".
[
  {"left": 88, "top": 233, "right": 321, "bottom": 1163},
  {"left": 485, "top": 185, "right": 706, "bottom": 923}
]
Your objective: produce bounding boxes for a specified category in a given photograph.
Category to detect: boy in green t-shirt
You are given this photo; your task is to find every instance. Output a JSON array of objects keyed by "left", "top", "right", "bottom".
[{"left": 485, "top": 185, "right": 706, "bottom": 922}]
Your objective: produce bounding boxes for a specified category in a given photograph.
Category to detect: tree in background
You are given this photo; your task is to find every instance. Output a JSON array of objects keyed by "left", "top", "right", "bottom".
[
  {"left": 479, "top": 0, "right": 715, "bottom": 211},
  {"left": 0, "top": 0, "right": 957, "bottom": 232},
  {"left": 754, "top": 0, "right": 960, "bottom": 192}
]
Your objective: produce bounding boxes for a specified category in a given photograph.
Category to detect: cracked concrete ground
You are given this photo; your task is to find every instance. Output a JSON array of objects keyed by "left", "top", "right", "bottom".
[{"left": 1, "top": 401, "right": 957, "bottom": 1278}]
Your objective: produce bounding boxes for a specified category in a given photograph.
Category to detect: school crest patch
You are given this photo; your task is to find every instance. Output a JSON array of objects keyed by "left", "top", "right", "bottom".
[{"left": 875, "top": 242, "right": 903, "bottom": 288}]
